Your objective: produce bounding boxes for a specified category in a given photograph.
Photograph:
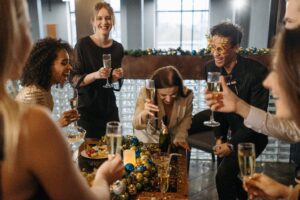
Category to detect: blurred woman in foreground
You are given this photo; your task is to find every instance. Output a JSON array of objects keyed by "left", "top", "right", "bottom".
[{"left": 0, "top": 0, "right": 124, "bottom": 199}]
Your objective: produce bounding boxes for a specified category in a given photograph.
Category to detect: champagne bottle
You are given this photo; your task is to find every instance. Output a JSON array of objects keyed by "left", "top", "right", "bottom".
[{"left": 159, "top": 116, "right": 170, "bottom": 153}]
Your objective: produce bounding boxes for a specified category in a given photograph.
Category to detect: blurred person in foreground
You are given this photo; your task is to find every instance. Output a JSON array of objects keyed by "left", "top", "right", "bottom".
[
  {"left": 0, "top": 0, "right": 124, "bottom": 199},
  {"left": 243, "top": 27, "right": 300, "bottom": 200},
  {"left": 16, "top": 37, "right": 80, "bottom": 127}
]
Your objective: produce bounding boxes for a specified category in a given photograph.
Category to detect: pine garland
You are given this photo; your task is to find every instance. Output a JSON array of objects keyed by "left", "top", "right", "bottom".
[{"left": 124, "top": 47, "right": 270, "bottom": 57}]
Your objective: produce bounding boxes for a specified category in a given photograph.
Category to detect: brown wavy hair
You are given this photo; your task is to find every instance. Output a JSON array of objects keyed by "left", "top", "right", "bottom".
[
  {"left": 273, "top": 27, "right": 300, "bottom": 126},
  {"left": 150, "top": 66, "right": 189, "bottom": 98}
]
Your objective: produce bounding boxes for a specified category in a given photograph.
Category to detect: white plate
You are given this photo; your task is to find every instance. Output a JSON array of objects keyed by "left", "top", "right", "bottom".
[{"left": 80, "top": 145, "right": 108, "bottom": 159}]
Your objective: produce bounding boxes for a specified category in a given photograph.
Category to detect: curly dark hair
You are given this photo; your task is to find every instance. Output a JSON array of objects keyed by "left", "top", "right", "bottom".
[
  {"left": 210, "top": 21, "right": 243, "bottom": 47},
  {"left": 20, "top": 37, "right": 73, "bottom": 90}
]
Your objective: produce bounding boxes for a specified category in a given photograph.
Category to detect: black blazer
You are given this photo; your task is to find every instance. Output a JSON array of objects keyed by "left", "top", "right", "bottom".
[{"left": 204, "top": 55, "right": 269, "bottom": 155}]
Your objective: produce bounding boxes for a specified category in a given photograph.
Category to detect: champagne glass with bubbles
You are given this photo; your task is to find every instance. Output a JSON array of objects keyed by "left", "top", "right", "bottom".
[
  {"left": 145, "top": 79, "right": 155, "bottom": 102},
  {"left": 102, "top": 54, "right": 112, "bottom": 88},
  {"left": 238, "top": 143, "right": 256, "bottom": 178},
  {"left": 62, "top": 126, "right": 86, "bottom": 161},
  {"left": 106, "top": 121, "right": 122, "bottom": 155},
  {"left": 204, "top": 72, "right": 221, "bottom": 127},
  {"left": 145, "top": 79, "right": 157, "bottom": 134}
]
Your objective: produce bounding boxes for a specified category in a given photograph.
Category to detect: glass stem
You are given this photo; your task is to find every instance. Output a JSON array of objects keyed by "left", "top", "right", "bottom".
[{"left": 210, "top": 111, "right": 215, "bottom": 122}]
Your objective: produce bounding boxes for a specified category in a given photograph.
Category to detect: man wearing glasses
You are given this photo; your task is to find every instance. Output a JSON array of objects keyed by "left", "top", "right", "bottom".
[{"left": 190, "top": 22, "right": 269, "bottom": 200}]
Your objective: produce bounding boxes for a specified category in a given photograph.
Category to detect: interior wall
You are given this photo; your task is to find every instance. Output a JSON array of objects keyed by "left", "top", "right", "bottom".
[
  {"left": 28, "top": 0, "right": 41, "bottom": 41},
  {"left": 143, "top": 0, "right": 155, "bottom": 48},
  {"left": 28, "top": 0, "right": 273, "bottom": 49},
  {"left": 75, "top": 0, "right": 99, "bottom": 41},
  {"left": 42, "top": 0, "right": 69, "bottom": 41},
  {"left": 248, "top": 0, "right": 271, "bottom": 48},
  {"left": 28, "top": 0, "right": 69, "bottom": 42},
  {"left": 123, "top": 0, "right": 142, "bottom": 49},
  {"left": 209, "top": 0, "right": 270, "bottom": 48}
]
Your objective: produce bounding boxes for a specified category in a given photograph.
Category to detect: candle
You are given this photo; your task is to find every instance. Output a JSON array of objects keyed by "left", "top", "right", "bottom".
[{"left": 123, "top": 149, "right": 136, "bottom": 166}]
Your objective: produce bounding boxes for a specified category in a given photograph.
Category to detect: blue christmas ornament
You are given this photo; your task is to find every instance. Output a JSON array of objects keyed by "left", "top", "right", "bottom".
[
  {"left": 148, "top": 159, "right": 154, "bottom": 165},
  {"left": 135, "top": 150, "right": 141, "bottom": 158},
  {"left": 192, "top": 50, "right": 197, "bottom": 55},
  {"left": 125, "top": 163, "right": 135, "bottom": 173},
  {"left": 136, "top": 165, "right": 145, "bottom": 172},
  {"left": 130, "top": 137, "right": 139, "bottom": 146}
]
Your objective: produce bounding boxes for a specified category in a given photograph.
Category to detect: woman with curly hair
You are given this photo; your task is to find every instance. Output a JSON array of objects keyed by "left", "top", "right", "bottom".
[{"left": 16, "top": 37, "right": 80, "bottom": 127}]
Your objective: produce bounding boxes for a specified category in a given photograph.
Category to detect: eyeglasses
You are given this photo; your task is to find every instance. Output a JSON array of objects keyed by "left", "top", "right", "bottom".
[{"left": 210, "top": 45, "right": 233, "bottom": 55}]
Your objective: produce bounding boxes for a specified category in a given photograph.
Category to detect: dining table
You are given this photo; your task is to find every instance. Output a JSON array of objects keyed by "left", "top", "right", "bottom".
[{"left": 78, "top": 138, "right": 188, "bottom": 200}]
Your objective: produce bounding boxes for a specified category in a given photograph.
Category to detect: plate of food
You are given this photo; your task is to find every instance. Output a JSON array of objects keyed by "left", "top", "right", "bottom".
[{"left": 80, "top": 144, "right": 108, "bottom": 159}]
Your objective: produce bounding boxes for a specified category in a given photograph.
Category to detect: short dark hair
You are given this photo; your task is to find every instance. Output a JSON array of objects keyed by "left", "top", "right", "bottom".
[
  {"left": 210, "top": 22, "right": 243, "bottom": 46},
  {"left": 150, "top": 66, "right": 188, "bottom": 98},
  {"left": 20, "top": 37, "right": 73, "bottom": 90}
]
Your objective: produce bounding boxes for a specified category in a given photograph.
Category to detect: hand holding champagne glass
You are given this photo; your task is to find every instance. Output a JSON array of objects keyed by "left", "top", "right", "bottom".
[
  {"left": 106, "top": 121, "right": 122, "bottom": 155},
  {"left": 204, "top": 72, "right": 221, "bottom": 127},
  {"left": 102, "top": 53, "right": 112, "bottom": 88},
  {"left": 238, "top": 143, "right": 256, "bottom": 177}
]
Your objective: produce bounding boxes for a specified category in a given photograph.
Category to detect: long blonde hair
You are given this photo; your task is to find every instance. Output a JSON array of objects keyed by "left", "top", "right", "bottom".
[{"left": 0, "top": 0, "right": 27, "bottom": 164}]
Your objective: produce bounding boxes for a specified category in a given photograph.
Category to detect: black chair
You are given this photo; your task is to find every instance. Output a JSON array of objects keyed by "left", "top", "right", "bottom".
[{"left": 188, "top": 130, "right": 216, "bottom": 162}]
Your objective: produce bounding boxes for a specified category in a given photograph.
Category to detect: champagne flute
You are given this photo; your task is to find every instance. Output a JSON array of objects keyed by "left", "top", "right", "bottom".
[
  {"left": 106, "top": 121, "right": 122, "bottom": 155},
  {"left": 62, "top": 126, "right": 86, "bottom": 161},
  {"left": 238, "top": 143, "right": 256, "bottom": 177},
  {"left": 153, "top": 152, "right": 170, "bottom": 198},
  {"left": 145, "top": 79, "right": 155, "bottom": 102},
  {"left": 69, "top": 88, "right": 78, "bottom": 127},
  {"left": 145, "top": 79, "right": 157, "bottom": 134},
  {"left": 102, "top": 54, "right": 112, "bottom": 88},
  {"left": 203, "top": 72, "right": 221, "bottom": 127}
]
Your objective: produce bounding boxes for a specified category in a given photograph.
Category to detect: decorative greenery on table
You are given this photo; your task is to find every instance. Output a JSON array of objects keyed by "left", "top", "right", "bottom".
[{"left": 124, "top": 47, "right": 270, "bottom": 57}]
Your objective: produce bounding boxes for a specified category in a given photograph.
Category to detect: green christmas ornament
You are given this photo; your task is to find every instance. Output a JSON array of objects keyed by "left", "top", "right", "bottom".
[
  {"left": 143, "top": 170, "right": 150, "bottom": 178},
  {"left": 136, "top": 182, "right": 143, "bottom": 191}
]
